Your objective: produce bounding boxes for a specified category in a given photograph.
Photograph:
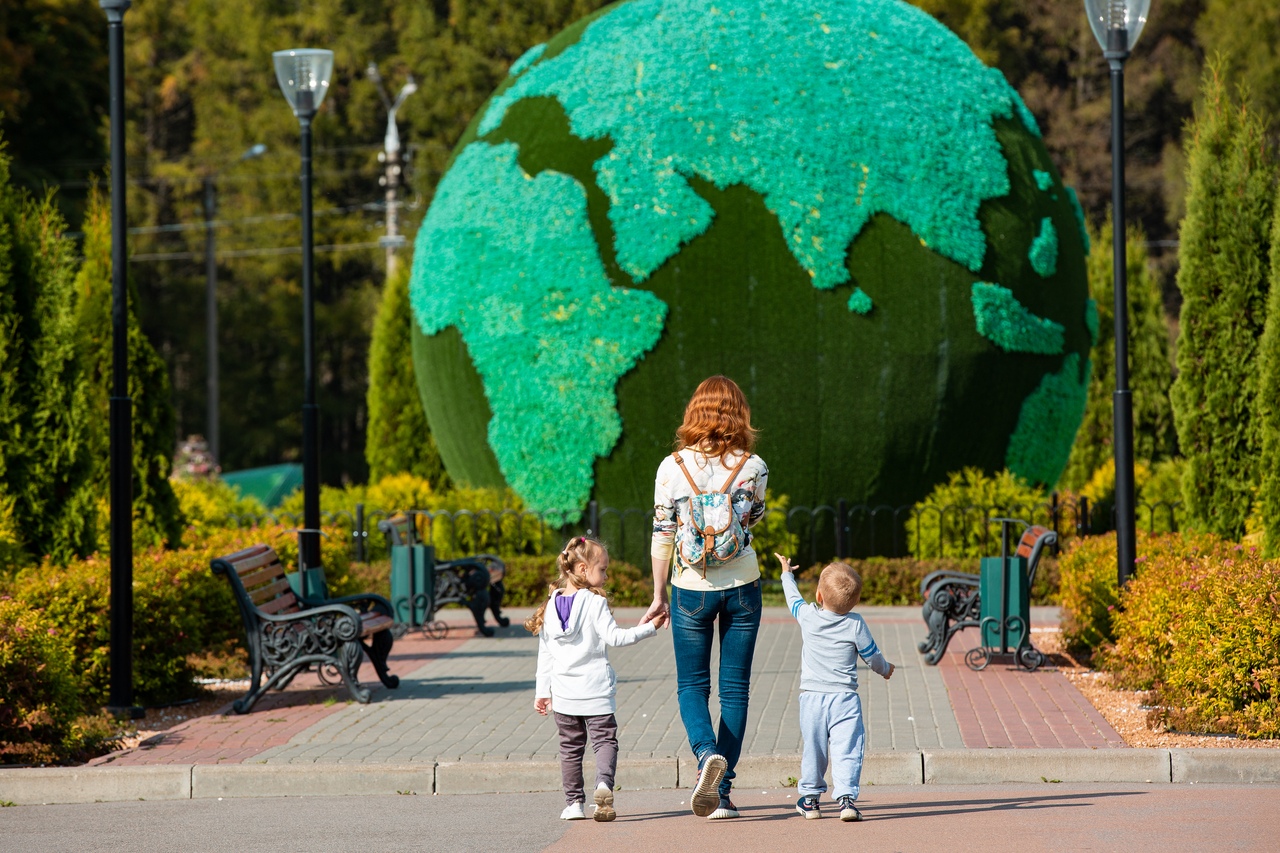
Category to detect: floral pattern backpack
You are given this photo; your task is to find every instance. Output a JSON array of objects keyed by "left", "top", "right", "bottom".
[{"left": 671, "top": 451, "right": 750, "bottom": 577}]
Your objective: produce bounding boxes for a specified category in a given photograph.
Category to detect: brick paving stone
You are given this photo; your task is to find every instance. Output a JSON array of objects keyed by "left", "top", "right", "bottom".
[
  {"left": 938, "top": 628, "right": 1126, "bottom": 749},
  {"left": 256, "top": 607, "right": 963, "bottom": 766},
  {"left": 91, "top": 605, "right": 1123, "bottom": 774}
]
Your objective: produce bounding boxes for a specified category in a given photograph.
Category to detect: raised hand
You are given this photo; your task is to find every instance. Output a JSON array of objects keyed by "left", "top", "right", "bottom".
[{"left": 776, "top": 553, "right": 796, "bottom": 574}]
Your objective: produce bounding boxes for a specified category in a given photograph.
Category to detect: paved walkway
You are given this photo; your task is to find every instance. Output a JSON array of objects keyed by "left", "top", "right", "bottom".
[{"left": 92, "top": 606, "right": 1120, "bottom": 770}]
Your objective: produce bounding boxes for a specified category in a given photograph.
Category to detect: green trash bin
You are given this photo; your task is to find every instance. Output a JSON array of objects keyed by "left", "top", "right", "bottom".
[
  {"left": 967, "top": 517, "right": 1044, "bottom": 672},
  {"left": 978, "top": 553, "right": 1030, "bottom": 652},
  {"left": 390, "top": 542, "right": 436, "bottom": 627}
]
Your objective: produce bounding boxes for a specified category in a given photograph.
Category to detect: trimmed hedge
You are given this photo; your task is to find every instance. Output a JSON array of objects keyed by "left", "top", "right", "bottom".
[
  {"left": 1059, "top": 531, "right": 1280, "bottom": 739},
  {"left": 3, "top": 523, "right": 356, "bottom": 707}
]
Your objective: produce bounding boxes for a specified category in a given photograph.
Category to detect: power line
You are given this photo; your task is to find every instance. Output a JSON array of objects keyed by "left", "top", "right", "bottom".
[{"left": 131, "top": 241, "right": 385, "bottom": 262}]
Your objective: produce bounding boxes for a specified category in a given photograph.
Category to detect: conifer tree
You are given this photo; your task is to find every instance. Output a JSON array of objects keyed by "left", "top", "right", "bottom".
[
  {"left": 365, "top": 265, "right": 447, "bottom": 487},
  {"left": 74, "top": 187, "right": 183, "bottom": 549},
  {"left": 1257, "top": 187, "right": 1280, "bottom": 555},
  {"left": 1170, "top": 66, "right": 1277, "bottom": 539},
  {"left": 1062, "top": 218, "right": 1175, "bottom": 492},
  {"left": 0, "top": 138, "right": 98, "bottom": 565}
]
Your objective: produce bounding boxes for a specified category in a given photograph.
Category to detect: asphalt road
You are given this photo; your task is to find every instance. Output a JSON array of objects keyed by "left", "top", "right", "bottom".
[{"left": 3, "top": 783, "right": 1278, "bottom": 852}]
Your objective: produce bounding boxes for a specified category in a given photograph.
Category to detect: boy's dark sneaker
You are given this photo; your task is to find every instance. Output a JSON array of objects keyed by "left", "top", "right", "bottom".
[
  {"left": 708, "top": 796, "right": 739, "bottom": 820},
  {"left": 838, "top": 796, "right": 862, "bottom": 822},
  {"left": 796, "top": 795, "right": 821, "bottom": 820},
  {"left": 691, "top": 754, "right": 727, "bottom": 816}
]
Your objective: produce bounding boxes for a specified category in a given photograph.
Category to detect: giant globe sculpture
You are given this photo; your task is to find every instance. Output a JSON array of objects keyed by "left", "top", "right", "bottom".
[{"left": 408, "top": 0, "right": 1093, "bottom": 524}]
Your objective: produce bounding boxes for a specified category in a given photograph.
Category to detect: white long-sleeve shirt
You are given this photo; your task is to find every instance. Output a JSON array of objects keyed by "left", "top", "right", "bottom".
[
  {"left": 535, "top": 589, "right": 656, "bottom": 716},
  {"left": 651, "top": 448, "right": 769, "bottom": 590},
  {"left": 782, "top": 572, "right": 892, "bottom": 693}
]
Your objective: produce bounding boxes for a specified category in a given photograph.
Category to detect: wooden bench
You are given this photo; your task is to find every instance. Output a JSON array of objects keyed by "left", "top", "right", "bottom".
[
  {"left": 377, "top": 514, "right": 508, "bottom": 637},
  {"left": 212, "top": 544, "right": 400, "bottom": 713},
  {"left": 916, "top": 522, "right": 1057, "bottom": 666}
]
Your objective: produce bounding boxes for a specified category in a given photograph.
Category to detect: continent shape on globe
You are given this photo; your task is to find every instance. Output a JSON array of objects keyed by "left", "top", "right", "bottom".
[{"left": 408, "top": 0, "right": 1093, "bottom": 525}]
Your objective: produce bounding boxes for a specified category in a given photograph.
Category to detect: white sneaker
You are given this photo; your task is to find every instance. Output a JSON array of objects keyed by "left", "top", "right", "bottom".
[
  {"left": 560, "top": 801, "right": 586, "bottom": 820},
  {"left": 691, "top": 754, "right": 727, "bottom": 816},
  {"left": 593, "top": 782, "right": 616, "bottom": 822}
]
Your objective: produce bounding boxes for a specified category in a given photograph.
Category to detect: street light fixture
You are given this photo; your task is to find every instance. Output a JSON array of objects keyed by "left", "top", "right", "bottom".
[
  {"left": 1083, "top": 0, "right": 1151, "bottom": 587},
  {"left": 273, "top": 48, "right": 333, "bottom": 579},
  {"left": 99, "top": 0, "right": 141, "bottom": 718},
  {"left": 367, "top": 63, "right": 417, "bottom": 279},
  {"left": 204, "top": 143, "right": 267, "bottom": 466}
]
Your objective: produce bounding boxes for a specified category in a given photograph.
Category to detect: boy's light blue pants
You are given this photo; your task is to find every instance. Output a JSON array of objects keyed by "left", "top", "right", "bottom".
[{"left": 798, "top": 691, "right": 866, "bottom": 801}]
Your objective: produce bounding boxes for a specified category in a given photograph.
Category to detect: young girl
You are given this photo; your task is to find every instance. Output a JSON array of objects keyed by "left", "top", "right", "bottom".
[{"left": 527, "top": 536, "right": 666, "bottom": 821}]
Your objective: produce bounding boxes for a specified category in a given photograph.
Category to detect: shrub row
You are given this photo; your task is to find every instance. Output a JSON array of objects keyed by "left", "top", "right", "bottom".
[
  {"left": 2, "top": 523, "right": 355, "bottom": 710},
  {"left": 1059, "top": 531, "right": 1280, "bottom": 738}
]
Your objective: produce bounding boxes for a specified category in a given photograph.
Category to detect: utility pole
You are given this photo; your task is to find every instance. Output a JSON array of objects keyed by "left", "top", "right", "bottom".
[{"left": 367, "top": 62, "right": 417, "bottom": 280}]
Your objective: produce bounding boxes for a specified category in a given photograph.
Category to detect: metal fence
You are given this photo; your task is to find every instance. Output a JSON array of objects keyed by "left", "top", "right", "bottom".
[{"left": 228, "top": 493, "right": 1184, "bottom": 569}]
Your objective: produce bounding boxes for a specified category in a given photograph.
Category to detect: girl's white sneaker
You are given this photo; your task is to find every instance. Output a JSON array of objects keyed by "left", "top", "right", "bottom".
[
  {"left": 593, "top": 782, "right": 616, "bottom": 822},
  {"left": 560, "top": 802, "right": 586, "bottom": 820}
]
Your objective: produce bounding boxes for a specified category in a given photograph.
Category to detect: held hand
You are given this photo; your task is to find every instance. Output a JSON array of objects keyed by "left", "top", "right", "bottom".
[
  {"left": 641, "top": 597, "right": 670, "bottom": 629},
  {"left": 647, "top": 611, "right": 669, "bottom": 630},
  {"left": 775, "top": 553, "right": 796, "bottom": 574},
  {"left": 535, "top": 697, "right": 551, "bottom": 716},
  {"left": 884, "top": 663, "right": 896, "bottom": 681}
]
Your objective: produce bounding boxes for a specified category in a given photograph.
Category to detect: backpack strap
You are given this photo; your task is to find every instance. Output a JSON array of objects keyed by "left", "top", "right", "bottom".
[
  {"left": 672, "top": 452, "right": 704, "bottom": 495},
  {"left": 719, "top": 452, "right": 750, "bottom": 494}
]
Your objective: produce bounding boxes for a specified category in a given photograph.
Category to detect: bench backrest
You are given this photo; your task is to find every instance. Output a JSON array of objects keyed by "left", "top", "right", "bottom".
[
  {"left": 1013, "top": 525, "right": 1057, "bottom": 586},
  {"left": 377, "top": 514, "right": 420, "bottom": 548},
  {"left": 212, "top": 544, "right": 304, "bottom": 620}
]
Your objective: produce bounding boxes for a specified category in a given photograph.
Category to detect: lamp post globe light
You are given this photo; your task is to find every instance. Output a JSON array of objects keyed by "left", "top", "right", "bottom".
[
  {"left": 99, "top": 0, "right": 142, "bottom": 718},
  {"left": 1083, "top": 0, "right": 1151, "bottom": 587},
  {"left": 273, "top": 48, "right": 333, "bottom": 579},
  {"left": 204, "top": 143, "right": 267, "bottom": 466}
]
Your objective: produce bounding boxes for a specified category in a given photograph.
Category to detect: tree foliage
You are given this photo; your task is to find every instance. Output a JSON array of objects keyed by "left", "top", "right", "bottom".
[
  {"left": 1170, "top": 65, "right": 1277, "bottom": 539},
  {"left": 1257, "top": 184, "right": 1280, "bottom": 555},
  {"left": 73, "top": 188, "right": 183, "bottom": 550},
  {"left": 1061, "top": 217, "right": 1175, "bottom": 492},
  {"left": 365, "top": 264, "right": 446, "bottom": 486},
  {"left": 0, "top": 138, "right": 98, "bottom": 568}
]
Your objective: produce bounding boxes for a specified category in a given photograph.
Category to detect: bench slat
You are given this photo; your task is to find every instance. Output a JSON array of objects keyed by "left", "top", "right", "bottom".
[
  {"left": 258, "top": 590, "right": 301, "bottom": 615},
  {"left": 249, "top": 577, "right": 294, "bottom": 604},
  {"left": 239, "top": 564, "right": 288, "bottom": 592},
  {"left": 230, "top": 548, "right": 282, "bottom": 576},
  {"left": 359, "top": 613, "right": 395, "bottom": 636}
]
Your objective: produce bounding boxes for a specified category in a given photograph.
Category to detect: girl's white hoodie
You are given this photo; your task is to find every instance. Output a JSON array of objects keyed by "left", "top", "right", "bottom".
[{"left": 535, "top": 589, "right": 656, "bottom": 716}]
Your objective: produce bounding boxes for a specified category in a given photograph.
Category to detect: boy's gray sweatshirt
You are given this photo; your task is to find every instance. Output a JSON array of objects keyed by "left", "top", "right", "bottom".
[{"left": 782, "top": 572, "right": 892, "bottom": 693}]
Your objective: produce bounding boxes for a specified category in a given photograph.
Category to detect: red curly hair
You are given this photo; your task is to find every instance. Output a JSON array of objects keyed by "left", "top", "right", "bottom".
[{"left": 675, "top": 375, "right": 758, "bottom": 463}]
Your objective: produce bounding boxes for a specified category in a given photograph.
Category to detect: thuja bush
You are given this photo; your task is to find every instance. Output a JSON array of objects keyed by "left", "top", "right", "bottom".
[
  {"left": 502, "top": 556, "right": 652, "bottom": 608},
  {"left": 6, "top": 523, "right": 356, "bottom": 706},
  {"left": 1106, "top": 536, "right": 1280, "bottom": 738}
]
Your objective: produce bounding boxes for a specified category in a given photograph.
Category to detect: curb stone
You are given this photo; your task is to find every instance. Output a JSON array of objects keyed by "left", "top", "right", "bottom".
[
  {"left": 4, "top": 750, "right": 1279, "bottom": 805},
  {"left": 0, "top": 765, "right": 191, "bottom": 805},
  {"left": 192, "top": 763, "right": 435, "bottom": 799},
  {"left": 1171, "top": 749, "right": 1280, "bottom": 784},
  {"left": 923, "top": 749, "right": 1172, "bottom": 784}
]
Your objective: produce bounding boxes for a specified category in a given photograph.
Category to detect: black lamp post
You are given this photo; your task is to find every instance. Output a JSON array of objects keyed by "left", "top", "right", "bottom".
[
  {"left": 1084, "top": 0, "right": 1151, "bottom": 586},
  {"left": 204, "top": 143, "right": 266, "bottom": 465},
  {"left": 273, "top": 49, "right": 333, "bottom": 577},
  {"left": 99, "top": 0, "right": 141, "bottom": 718}
]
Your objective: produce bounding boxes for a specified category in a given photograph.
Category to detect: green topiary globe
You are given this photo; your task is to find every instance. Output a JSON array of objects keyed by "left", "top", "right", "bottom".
[{"left": 408, "top": 0, "right": 1093, "bottom": 522}]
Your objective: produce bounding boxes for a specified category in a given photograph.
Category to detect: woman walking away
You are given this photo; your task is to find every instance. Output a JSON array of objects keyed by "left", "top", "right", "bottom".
[
  {"left": 645, "top": 375, "right": 769, "bottom": 820},
  {"left": 529, "top": 536, "right": 666, "bottom": 822}
]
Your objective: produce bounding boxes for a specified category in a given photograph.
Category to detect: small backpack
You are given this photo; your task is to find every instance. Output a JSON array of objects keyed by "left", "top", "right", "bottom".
[{"left": 672, "top": 451, "right": 751, "bottom": 577}]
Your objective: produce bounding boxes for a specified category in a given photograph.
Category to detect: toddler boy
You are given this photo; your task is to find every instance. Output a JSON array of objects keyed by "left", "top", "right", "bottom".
[{"left": 777, "top": 554, "right": 894, "bottom": 821}]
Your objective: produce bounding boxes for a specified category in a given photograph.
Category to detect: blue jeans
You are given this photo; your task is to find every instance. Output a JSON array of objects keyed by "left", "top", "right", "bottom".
[{"left": 671, "top": 580, "right": 762, "bottom": 797}]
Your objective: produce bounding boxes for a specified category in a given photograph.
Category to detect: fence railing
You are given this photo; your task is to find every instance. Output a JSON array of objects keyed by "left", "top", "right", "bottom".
[{"left": 228, "top": 493, "right": 1185, "bottom": 569}]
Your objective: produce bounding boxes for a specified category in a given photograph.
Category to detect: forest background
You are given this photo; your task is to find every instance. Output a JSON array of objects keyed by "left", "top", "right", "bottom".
[{"left": 1, "top": 0, "right": 1278, "bottom": 488}]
